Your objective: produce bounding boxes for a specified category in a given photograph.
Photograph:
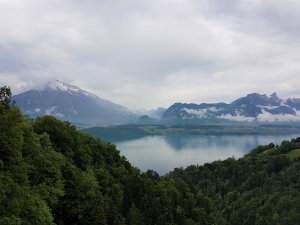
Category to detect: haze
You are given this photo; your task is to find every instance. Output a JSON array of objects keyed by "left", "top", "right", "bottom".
[{"left": 1, "top": 0, "right": 300, "bottom": 110}]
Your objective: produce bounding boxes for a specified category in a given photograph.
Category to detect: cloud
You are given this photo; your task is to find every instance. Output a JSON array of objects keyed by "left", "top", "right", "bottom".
[
  {"left": 183, "top": 108, "right": 208, "bottom": 119},
  {"left": 45, "top": 106, "right": 64, "bottom": 118},
  {"left": 257, "top": 109, "right": 300, "bottom": 122},
  {"left": 1, "top": 0, "right": 300, "bottom": 109},
  {"left": 218, "top": 113, "right": 256, "bottom": 122},
  {"left": 182, "top": 107, "right": 221, "bottom": 119},
  {"left": 256, "top": 105, "right": 280, "bottom": 110}
]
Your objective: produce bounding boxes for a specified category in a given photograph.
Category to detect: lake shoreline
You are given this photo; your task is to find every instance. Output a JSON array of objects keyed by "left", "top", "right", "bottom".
[
  {"left": 94, "top": 133, "right": 300, "bottom": 175},
  {"left": 81, "top": 124, "right": 300, "bottom": 140}
]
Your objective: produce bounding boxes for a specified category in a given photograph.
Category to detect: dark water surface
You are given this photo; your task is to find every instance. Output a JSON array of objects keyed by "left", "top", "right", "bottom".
[{"left": 102, "top": 134, "right": 300, "bottom": 175}]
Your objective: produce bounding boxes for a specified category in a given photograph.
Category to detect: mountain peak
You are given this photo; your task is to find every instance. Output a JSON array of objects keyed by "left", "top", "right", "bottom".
[
  {"left": 45, "top": 80, "right": 97, "bottom": 98},
  {"left": 46, "top": 80, "right": 78, "bottom": 91},
  {"left": 270, "top": 92, "right": 280, "bottom": 102},
  {"left": 270, "top": 92, "right": 277, "bottom": 98},
  {"left": 231, "top": 92, "right": 281, "bottom": 106}
]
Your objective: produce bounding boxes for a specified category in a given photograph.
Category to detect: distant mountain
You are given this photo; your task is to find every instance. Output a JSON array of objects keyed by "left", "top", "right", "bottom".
[
  {"left": 12, "top": 80, "right": 137, "bottom": 125},
  {"left": 161, "top": 92, "right": 300, "bottom": 125},
  {"left": 137, "top": 115, "right": 157, "bottom": 124},
  {"left": 147, "top": 107, "right": 167, "bottom": 119},
  {"left": 232, "top": 92, "right": 282, "bottom": 106},
  {"left": 133, "top": 107, "right": 166, "bottom": 119}
]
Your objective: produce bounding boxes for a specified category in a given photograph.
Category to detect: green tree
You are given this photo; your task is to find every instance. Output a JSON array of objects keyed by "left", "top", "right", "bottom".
[
  {"left": 0, "top": 86, "right": 13, "bottom": 109},
  {"left": 126, "top": 204, "right": 145, "bottom": 225}
]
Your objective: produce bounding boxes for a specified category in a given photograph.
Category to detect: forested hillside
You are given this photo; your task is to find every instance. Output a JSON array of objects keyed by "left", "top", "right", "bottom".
[
  {"left": 0, "top": 86, "right": 221, "bottom": 224},
  {"left": 2, "top": 85, "right": 300, "bottom": 225},
  {"left": 168, "top": 137, "right": 300, "bottom": 225}
]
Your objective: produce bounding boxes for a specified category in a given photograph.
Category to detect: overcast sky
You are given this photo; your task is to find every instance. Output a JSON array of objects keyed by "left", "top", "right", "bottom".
[{"left": 1, "top": 0, "right": 300, "bottom": 110}]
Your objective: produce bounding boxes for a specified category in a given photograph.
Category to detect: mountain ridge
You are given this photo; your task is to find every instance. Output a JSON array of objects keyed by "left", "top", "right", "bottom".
[{"left": 161, "top": 92, "right": 300, "bottom": 125}]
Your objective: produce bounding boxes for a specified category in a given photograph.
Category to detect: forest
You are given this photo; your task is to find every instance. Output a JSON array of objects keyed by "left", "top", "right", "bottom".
[
  {"left": 1, "top": 85, "right": 300, "bottom": 225},
  {"left": 0, "top": 87, "right": 221, "bottom": 224},
  {"left": 168, "top": 138, "right": 300, "bottom": 224}
]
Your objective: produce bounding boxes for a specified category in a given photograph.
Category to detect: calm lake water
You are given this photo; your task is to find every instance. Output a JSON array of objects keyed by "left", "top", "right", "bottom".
[{"left": 102, "top": 134, "right": 300, "bottom": 175}]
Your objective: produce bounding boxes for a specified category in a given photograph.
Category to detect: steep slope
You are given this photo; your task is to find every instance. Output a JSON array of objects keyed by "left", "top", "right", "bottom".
[
  {"left": 161, "top": 93, "right": 300, "bottom": 125},
  {"left": 284, "top": 97, "right": 300, "bottom": 110},
  {"left": 12, "top": 80, "right": 137, "bottom": 125}
]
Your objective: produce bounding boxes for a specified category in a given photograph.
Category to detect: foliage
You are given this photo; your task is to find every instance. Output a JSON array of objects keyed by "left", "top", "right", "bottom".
[
  {"left": 0, "top": 86, "right": 217, "bottom": 224},
  {"left": 81, "top": 125, "right": 150, "bottom": 137},
  {"left": 168, "top": 137, "right": 300, "bottom": 224},
  {"left": 3, "top": 86, "right": 300, "bottom": 224}
]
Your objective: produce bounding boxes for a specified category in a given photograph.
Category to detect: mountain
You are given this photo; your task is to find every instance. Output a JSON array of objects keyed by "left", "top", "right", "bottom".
[
  {"left": 147, "top": 107, "right": 167, "bottom": 119},
  {"left": 12, "top": 80, "right": 137, "bottom": 125},
  {"left": 232, "top": 92, "right": 282, "bottom": 106},
  {"left": 133, "top": 107, "right": 166, "bottom": 120},
  {"left": 161, "top": 92, "right": 300, "bottom": 125},
  {"left": 137, "top": 115, "right": 157, "bottom": 124},
  {"left": 134, "top": 107, "right": 167, "bottom": 124}
]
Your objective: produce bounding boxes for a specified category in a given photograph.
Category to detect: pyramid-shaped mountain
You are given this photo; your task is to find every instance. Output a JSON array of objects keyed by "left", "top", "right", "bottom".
[{"left": 12, "top": 80, "right": 137, "bottom": 125}]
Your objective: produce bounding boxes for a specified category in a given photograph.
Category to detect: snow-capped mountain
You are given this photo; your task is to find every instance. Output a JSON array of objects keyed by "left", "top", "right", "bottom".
[
  {"left": 12, "top": 80, "right": 137, "bottom": 125},
  {"left": 161, "top": 92, "right": 300, "bottom": 125}
]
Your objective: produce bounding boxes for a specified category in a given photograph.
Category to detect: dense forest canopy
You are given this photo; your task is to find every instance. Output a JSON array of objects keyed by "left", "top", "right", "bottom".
[
  {"left": 1, "top": 85, "right": 300, "bottom": 225},
  {"left": 0, "top": 86, "right": 221, "bottom": 224},
  {"left": 168, "top": 138, "right": 300, "bottom": 225}
]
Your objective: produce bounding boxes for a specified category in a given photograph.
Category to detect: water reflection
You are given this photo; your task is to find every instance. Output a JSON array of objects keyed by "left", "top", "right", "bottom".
[
  {"left": 101, "top": 134, "right": 300, "bottom": 175},
  {"left": 163, "top": 134, "right": 292, "bottom": 152}
]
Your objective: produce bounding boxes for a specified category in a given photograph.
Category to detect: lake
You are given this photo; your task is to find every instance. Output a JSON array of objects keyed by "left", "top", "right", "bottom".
[{"left": 102, "top": 134, "right": 300, "bottom": 175}]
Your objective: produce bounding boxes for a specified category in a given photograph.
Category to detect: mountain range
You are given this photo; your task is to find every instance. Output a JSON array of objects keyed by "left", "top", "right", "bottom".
[
  {"left": 11, "top": 81, "right": 300, "bottom": 126},
  {"left": 161, "top": 92, "right": 300, "bottom": 125}
]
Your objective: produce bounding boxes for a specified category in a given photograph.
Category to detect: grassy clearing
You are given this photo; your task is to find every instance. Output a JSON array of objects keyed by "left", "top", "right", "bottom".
[
  {"left": 285, "top": 149, "right": 300, "bottom": 160},
  {"left": 261, "top": 148, "right": 276, "bottom": 155}
]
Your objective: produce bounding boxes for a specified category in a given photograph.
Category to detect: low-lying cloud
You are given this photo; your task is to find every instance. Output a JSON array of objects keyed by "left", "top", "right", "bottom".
[
  {"left": 257, "top": 109, "right": 300, "bottom": 122},
  {"left": 218, "top": 113, "right": 256, "bottom": 122},
  {"left": 183, "top": 107, "right": 222, "bottom": 119}
]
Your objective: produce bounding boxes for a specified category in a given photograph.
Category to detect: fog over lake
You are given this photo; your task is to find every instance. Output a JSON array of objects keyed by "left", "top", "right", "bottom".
[{"left": 103, "top": 134, "right": 300, "bottom": 175}]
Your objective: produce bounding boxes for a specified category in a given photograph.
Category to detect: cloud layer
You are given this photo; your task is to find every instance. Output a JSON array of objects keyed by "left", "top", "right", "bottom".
[{"left": 1, "top": 0, "right": 300, "bottom": 109}]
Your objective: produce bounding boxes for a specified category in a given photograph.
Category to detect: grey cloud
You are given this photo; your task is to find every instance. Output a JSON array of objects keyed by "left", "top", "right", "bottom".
[{"left": 0, "top": 0, "right": 300, "bottom": 109}]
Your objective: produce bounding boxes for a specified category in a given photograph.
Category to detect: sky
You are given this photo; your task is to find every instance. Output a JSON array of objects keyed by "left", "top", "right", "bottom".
[{"left": 1, "top": 0, "right": 300, "bottom": 110}]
